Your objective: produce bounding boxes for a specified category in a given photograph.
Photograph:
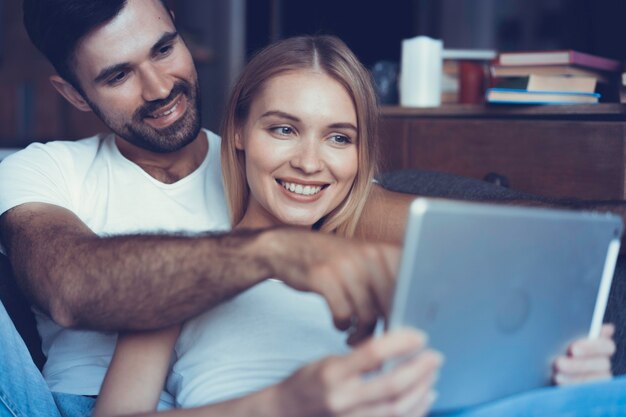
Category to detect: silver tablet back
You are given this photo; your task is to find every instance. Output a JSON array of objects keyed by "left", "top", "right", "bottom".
[{"left": 388, "top": 198, "right": 622, "bottom": 412}]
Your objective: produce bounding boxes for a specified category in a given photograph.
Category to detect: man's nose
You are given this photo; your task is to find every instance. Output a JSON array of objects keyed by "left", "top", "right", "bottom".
[
  {"left": 140, "top": 64, "right": 173, "bottom": 102},
  {"left": 290, "top": 140, "right": 324, "bottom": 174}
]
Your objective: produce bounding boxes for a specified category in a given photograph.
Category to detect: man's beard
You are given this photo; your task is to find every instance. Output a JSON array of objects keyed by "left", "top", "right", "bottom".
[{"left": 88, "top": 79, "right": 202, "bottom": 153}]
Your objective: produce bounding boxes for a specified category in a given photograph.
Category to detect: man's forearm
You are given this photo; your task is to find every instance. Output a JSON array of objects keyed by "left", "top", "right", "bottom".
[
  {"left": 2, "top": 205, "right": 275, "bottom": 330},
  {"left": 355, "top": 185, "right": 414, "bottom": 244},
  {"left": 359, "top": 185, "right": 626, "bottom": 248},
  {"left": 62, "top": 231, "right": 275, "bottom": 330}
]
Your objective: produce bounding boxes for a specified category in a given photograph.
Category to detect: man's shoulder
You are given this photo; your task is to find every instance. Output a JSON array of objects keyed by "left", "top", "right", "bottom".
[
  {"left": 0, "top": 133, "right": 113, "bottom": 191},
  {"left": 0, "top": 134, "right": 113, "bottom": 217},
  {"left": 27, "top": 133, "right": 108, "bottom": 158},
  {"left": 3, "top": 133, "right": 109, "bottom": 165}
]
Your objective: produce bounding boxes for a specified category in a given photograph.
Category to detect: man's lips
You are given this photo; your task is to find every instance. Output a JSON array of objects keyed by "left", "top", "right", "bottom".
[{"left": 143, "top": 95, "right": 187, "bottom": 128}]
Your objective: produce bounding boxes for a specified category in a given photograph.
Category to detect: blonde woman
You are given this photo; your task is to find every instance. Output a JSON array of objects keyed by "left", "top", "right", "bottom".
[{"left": 94, "top": 36, "right": 621, "bottom": 417}]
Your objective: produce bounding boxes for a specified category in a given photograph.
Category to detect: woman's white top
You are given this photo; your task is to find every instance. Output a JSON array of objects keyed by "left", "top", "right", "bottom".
[{"left": 167, "top": 279, "right": 350, "bottom": 408}]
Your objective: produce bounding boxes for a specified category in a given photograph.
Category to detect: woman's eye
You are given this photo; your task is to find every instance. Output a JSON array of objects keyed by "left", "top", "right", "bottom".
[
  {"left": 271, "top": 126, "right": 294, "bottom": 136},
  {"left": 329, "top": 134, "right": 352, "bottom": 145}
]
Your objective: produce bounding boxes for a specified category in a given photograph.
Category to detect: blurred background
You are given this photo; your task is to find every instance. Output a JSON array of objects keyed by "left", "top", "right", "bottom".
[{"left": 0, "top": 0, "right": 625, "bottom": 147}]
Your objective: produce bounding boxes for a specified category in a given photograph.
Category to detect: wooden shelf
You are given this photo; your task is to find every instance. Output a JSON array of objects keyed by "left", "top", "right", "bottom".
[{"left": 379, "top": 104, "right": 626, "bottom": 200}]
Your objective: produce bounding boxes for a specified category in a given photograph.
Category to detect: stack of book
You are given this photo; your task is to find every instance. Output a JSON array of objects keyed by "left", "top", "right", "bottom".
[{"left": 487, "top": 50, "right": 621, "bottom": 104}]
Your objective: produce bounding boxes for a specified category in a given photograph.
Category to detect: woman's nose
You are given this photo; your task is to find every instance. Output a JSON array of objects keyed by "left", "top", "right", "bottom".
[
  {"left": 290, "top": 140, "right": 324, "bottom": 174},
  {"left": 140, "top": 64, "right": 173, "bottom": 102}
]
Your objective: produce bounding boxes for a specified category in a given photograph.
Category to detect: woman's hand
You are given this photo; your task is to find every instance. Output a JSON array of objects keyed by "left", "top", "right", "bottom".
[
  {"left": 552, "top": 324, "right": 615, "bottom": 385},
  {"left": 273, "top": 329, "right": 443, "bottom": 417}
]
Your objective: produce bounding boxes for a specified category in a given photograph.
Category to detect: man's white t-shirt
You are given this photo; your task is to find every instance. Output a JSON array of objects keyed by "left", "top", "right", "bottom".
[{"left": 0, "top": 129, "right": 230, "bottom": 399}]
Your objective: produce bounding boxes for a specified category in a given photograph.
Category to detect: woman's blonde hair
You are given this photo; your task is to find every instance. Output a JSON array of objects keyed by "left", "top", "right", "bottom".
[{"left": 221, "top": 35, "right": 379, "bottom": 238}]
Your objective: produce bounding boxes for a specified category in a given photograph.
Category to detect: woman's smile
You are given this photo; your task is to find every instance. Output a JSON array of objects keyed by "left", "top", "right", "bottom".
[{"left": 276, "top": 178, "right": 328, "bottom": 198}]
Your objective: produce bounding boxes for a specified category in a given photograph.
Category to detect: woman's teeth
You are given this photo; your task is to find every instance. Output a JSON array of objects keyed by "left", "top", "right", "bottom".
[{"left": 281, "top": 181, "right": 323, "bottom": 196}]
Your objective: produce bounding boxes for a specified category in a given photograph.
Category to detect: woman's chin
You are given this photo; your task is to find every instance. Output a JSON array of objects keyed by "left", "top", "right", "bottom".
[
  {"left": 277, "top": 213, "right": 323, "bottom": 228},
  {"left": 283, "top": 220, "right": 317, "bottom": 228}
]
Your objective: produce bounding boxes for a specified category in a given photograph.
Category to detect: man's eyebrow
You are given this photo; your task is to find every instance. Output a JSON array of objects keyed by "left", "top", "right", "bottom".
[
  {"left": 94, "top": 63, "right": 130, "bottom": 84},
  {"left": 93, "top": 32, "right": 179, "bottom": 84},
  {"left": 150, "top": 31, "right": 179, "bottom": 56}
]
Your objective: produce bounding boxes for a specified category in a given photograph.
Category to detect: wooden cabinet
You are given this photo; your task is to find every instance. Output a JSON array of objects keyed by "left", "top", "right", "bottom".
[{"left": 379, "top": 104, "right": 626, "bottom": 200}]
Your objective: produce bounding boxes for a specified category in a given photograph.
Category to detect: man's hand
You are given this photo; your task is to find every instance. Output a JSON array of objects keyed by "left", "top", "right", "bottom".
[
  {"left": 259, "top": 228, "right": 401, "bottom": 345},
  {"left": 274, "top": 329, "right": 442, "bottom": 417},
  {"left": 552, "top": 324, "right": 615, "bottom": 385}
]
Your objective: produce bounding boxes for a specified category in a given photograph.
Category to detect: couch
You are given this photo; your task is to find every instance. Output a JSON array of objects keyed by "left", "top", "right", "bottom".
[{"left": 1, "top": 169, "right": 625, "bottom": 375}]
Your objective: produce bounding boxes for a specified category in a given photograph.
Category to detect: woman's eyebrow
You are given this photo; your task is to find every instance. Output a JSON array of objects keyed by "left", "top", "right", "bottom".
[
  {"left": 260, "top": 111, "right": 356, "bottom": 132},
  {"left": 260, "top": 110, "right": 300, "bottom": 122},
  {"left": 328, "top": 122, "right": 357, "bottom": 132}
]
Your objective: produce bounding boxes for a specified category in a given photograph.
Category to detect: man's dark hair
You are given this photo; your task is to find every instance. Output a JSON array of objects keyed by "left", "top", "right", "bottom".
[{"left": 23, "top": 0, "right": 169, "bottom": 92}]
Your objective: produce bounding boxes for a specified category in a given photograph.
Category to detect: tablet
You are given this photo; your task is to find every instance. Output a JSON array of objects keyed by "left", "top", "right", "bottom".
[{"left": 387, "top": 198, "right": 622, "bottom": 412}]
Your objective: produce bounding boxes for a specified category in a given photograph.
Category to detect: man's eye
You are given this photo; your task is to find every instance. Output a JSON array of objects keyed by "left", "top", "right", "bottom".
[
  {"left": 108, "top": 72, "right": 128, "bottom": 85},
  {"left": 158, "top": 44, "right": 173, "bottom": 56}
]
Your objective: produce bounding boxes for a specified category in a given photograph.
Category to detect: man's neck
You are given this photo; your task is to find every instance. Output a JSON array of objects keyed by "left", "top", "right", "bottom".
[{"left": 114, "top": 130, "right": 208, "bottom": 184}]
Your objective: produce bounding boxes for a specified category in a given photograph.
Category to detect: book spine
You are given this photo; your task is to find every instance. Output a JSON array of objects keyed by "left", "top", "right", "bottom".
[
  {"left": 497, "top": 50, "right": 620, "bottom": 72},
  {"left": 570, "top": 51, "right": 621, "bottom": 72},
  {"left": 487, "top": 88, "right": 600, "bottom": 97},
  {"left": 498, "top": 50, "right": 567, "bottom": 66},
  {"left": 489, "top": 64, "right": 611, "bottom": 83}
]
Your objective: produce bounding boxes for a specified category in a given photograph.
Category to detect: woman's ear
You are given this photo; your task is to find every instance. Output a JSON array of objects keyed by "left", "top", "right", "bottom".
[
  {"left": 234, "top": 131, "right": 245, "bottom": 150},
  {"left": 49, "top": 75, "right": 92, "bottom": 112}
]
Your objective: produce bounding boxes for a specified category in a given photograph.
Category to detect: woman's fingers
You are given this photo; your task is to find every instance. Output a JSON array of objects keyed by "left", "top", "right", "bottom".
[
  {"left": 568, "top": 335, "right": 616, "bottom": 358},
  {"left": 327, "top": 330, "right": 442, "bottom": 415},
  {"left": 553, "top": 325, "right": 616, "bottom": 385},
  {"left": 554, "top": 355, "right": 611, "bottom": 376},
  {"left": 354, "top": 349, "right": 442, "bottom": 404},
  {"left": 600, "top": 323, "right": 615, "bottom": 338},
  {"left": 344, "top": 389, "right": 437, "bottom": 417},
  {"left": 339, "top": 329, "right": 429, "bottom": 377},
  {"left": 554, "top": 369, "right": 612, "bottom": 385},
  {"left": 278, "top": 330, "right": 441, "bottom": 417},
  {"left": 397, "top": 389, "right": 438, "bottom": 417},
  {"left": 339, "top": 340, "right": 441, "bottom": 417}
]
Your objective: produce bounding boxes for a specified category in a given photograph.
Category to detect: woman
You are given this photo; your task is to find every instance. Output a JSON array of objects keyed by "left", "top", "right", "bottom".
[{"left": 94, "top": 35, "right": 617, "bottom": 417}]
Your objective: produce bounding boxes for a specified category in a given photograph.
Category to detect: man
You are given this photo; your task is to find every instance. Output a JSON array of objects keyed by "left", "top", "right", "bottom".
[{"left": 0, "top": 0, "right": 433, "bottom": 416}]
